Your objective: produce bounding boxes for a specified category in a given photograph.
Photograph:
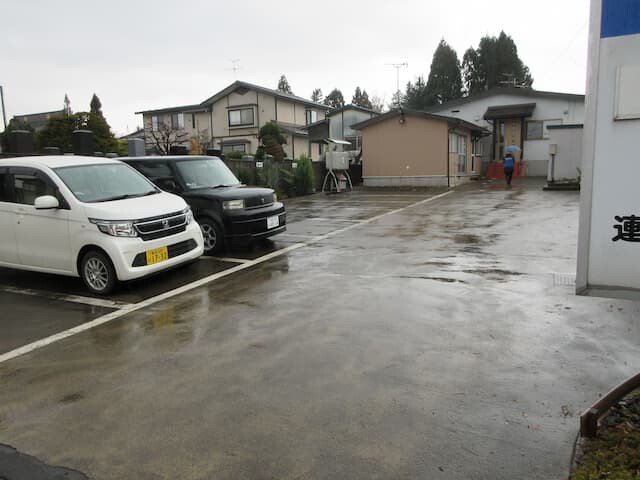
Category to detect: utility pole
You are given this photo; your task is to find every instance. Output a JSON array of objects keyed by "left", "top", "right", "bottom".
[
  {"left": 386, "top": 62, "right": 408, "bottom": 107},
  {"left": 0, "top": 85, "right": 7, "bottom": 131}
]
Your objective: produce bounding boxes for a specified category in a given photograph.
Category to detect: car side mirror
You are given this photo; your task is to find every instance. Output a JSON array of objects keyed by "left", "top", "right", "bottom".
[{"left": 34, "top": 195, "right": 60, "bottom": 210}]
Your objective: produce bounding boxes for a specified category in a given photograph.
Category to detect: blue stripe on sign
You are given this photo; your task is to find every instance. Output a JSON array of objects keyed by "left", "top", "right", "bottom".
[{"left": 601, "top": 0, "right": 640, "bottom": 38}]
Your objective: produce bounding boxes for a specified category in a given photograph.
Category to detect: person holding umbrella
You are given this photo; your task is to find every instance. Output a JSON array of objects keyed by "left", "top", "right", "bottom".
[{"left": 503, "top": 145, "right": 520, "bottom": 186}]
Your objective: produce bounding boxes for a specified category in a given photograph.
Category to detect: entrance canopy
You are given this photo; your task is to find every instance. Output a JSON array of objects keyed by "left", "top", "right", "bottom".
[{"left": 483, "top": 103, "right": 536, "bottom": 120}]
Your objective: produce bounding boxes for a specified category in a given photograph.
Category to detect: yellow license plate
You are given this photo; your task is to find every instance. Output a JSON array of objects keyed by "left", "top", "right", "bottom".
[{"left": 146, "top": 246, "right": 169, "bottom": 265}]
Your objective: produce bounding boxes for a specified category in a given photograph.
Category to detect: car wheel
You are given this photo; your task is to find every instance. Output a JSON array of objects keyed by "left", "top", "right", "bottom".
[
  {"left": 199, "top": 218, "right": 224, "bottom": 254},
  {"left": 80, "top": 250, "right": 117, "bottom": 295}
]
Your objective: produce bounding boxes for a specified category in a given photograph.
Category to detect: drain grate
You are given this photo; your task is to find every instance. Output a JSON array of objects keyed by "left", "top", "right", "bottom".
[{"left": 553, "top": 273, "right": 576, "bottom": 286}]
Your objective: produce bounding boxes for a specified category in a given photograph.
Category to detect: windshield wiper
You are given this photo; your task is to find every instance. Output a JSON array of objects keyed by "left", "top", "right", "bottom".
[{"left": 97, "top": 191, "right": 158, "bottom": 202}]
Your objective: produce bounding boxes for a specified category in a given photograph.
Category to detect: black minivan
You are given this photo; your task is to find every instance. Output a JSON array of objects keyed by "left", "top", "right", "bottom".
[{"left": 121, "top": 156, "right": 286, "bottom": 254}]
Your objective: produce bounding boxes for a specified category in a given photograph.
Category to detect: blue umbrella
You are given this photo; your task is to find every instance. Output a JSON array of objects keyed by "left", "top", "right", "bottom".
[{"left": 504, "top": 145, "right": 521, "bottom": 153}]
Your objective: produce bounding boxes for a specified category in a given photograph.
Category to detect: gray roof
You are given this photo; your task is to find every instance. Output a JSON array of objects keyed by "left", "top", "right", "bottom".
[
  {"left": 427, "top": 87, "right": 585, "bottom": 113},
  {"left": 327, "top": 104, "right": 379, "bottom": 117},
  {"left": 135, "top": 104, "right": 208, "bottom": 115},
  {"left": 200, "top": 80, "right": 329, "bottom": 110},
  {"left": 136, "top": 80, "right": 331, "bottom": 116},
  {"left": 351, "top": 109, "right": 488, "bottom": 135}
]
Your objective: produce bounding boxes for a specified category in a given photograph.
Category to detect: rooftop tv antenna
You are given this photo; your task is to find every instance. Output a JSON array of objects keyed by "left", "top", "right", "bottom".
[
  {"left": 227, "top": 59, "right": 242, "bottom": 79},
  {"left": 386, "top": 62, "right": 408, "bottom": 107}
]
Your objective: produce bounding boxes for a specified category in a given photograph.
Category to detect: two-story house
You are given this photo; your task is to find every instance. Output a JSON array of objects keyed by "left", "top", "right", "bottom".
[
  {"left": 136, "top": 81, "right": 329, "bottom": 159},
  {"left": 305, "top": 104, "right": 379, "bottom": 159}
]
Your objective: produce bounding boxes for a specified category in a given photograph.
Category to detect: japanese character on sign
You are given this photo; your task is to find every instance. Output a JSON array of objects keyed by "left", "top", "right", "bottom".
[{"left": 612, "top": 215, "right": 640, "bottom": 242}]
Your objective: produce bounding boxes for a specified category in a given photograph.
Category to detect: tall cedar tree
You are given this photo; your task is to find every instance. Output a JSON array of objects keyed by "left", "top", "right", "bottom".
[
  {"left": 352, "top": 87, "right": 373, "bottom": 109},
  {"left": 403, "top": 76, "right": 429, "bottom": 110},
  {"left": 323, "top": 89, "right": 345, "bottom": 109},
  {"left": 277, "top": 75, "right": 293, "bottom": 94},
  {"left": 90, "top": 93, "right": 103, "bottom": 116},
  {"left": 462, "top": 31, "right": 533, "bottom": 94},
  {"left": 311, "top": 88, "right": 323, "bottom": 103},
  {"left": 425, "top": 40, "right": 463, "bottom": 105}
]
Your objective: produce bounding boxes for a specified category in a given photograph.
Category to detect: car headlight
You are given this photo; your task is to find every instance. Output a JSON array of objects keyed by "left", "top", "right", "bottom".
[
  {"left": 184, "top": 206, "right": 194, "bottom": 224},
  {"left": 89, "top": 218, "right": 137, "bottom": 237},
  {"left": 272, "top": 192, "right": 278, "bottom": 203},
  {"left": 223, "top": 199, "right": 245, "bottom": 210}
]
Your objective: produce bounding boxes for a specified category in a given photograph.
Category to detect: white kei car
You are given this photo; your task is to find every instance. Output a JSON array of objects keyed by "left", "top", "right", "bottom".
[{"left": 0, "top": 156, "right": 204, "bottom": 294}]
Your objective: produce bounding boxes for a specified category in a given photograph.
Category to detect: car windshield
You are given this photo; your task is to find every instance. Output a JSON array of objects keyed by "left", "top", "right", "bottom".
[
  {"left": 175, "top": 158, "right": 240, "bottom": 190},
  {"left": 54, "top": 163, "right": 159, "bottom": 203}
]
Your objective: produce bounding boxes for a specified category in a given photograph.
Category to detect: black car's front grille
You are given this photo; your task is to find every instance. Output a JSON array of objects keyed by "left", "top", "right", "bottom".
[
  {"left": 132, "top": 239, "right": 198, "bottom": 267},
  {"left": 244, "top": 195, "right": 274, "bottom": 209},
  {"left": 134, "top": 210, "right": 188, "bottom": 241}
]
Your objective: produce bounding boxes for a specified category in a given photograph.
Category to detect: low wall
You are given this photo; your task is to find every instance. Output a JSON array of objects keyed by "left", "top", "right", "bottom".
[{"left": 363, "top": 174, "right": 476, "bottom": 188}]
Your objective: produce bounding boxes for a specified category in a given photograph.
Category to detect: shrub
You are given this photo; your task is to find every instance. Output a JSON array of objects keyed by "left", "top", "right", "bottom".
[
  {"left": 236, "top": 168, "right": 253, "bottom": 185},
  {"left": 225, "top": 150, "right": 243, "bottom": 159},
  {"left": 294, "top": 154, "right": 314, "bottom": 196},
  {"left": 256, "top": 158, "right": 280, "bottom": 192}
]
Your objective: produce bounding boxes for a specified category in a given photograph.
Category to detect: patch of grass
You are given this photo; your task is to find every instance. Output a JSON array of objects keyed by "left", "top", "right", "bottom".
[{"left": 571, "top": 389, "right": 640, "bottom": 479}]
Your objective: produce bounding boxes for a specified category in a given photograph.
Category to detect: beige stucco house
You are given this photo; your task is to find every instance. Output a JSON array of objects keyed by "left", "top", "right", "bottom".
[
  {"left": 352, "top": 109, "right": 487, "bottom": 187},
  {"left": 136, "top": 81, "right": 329, "bottom": 159}
]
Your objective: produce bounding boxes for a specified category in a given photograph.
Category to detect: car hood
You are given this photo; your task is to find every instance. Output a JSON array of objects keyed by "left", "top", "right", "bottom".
[
  {"left": 184, "top": 185, "right": 275, "bottom": 201},
  {"left": 82, "top": 191, "right": 187, "bottom": 221}
]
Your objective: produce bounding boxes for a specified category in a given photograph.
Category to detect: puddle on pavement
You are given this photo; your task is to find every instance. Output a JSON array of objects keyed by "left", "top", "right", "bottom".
[
  {"left": 398, "top": 275, "right": 466, "bottom": 283},
  {"left": 60, "top": 392, "right": 84, "bottom": 404},
  {"left": 454, "top": 234, "right": 482, "bottom": 244}
]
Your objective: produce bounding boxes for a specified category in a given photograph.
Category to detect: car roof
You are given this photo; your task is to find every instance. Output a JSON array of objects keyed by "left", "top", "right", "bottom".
[
  {"left": 0, "top": 155, "right": 124, "bottom": 169},
  {"left": 120, "top": 156, "right": 221, "bottom": 162}
]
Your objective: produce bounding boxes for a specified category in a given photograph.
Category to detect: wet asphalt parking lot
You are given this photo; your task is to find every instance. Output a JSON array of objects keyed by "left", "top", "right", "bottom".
[{"left": 0, "top": 179, "right": 638, "bottom": 479}]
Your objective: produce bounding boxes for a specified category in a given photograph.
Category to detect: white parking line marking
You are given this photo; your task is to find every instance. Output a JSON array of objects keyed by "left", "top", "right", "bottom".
[
  {"left": 0, "top": 285, "right": 131, "bottom": 309},
  {"left": 201, "top": 256, "right": 252, "bottom": 264},
  {"left": 0, "top": 190, "right": 452, "bottom": 365}
]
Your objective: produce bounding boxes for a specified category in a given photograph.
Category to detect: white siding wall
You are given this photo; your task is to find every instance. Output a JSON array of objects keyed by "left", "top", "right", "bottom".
[
  {"left": 430, "top": 93, "right": 585, "bottom": 176},
  {"left": 547, "top": 127, "right": 583, "bottom": 181}
]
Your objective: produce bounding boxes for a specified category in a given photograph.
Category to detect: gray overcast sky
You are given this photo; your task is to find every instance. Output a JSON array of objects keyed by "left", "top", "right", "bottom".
[{"left": 1, "top": 0, "right": 590, "bottom": 136}]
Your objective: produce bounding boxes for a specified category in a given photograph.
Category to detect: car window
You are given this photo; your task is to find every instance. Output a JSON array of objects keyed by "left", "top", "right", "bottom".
[
  {"left": 132, "top": 161, "right": 173, "bottom": 181},
  {"left": 174, "top": 158, "right": 240, "bottom": 190},
  {"left": 13, "top": 172, "right": 57, "bottom": 205},
  {"left": 0, "top": 170, "right": 10, "bottom": 202},
  {"left": 54, "top": 163, "right": 158, "bottom": 203}
]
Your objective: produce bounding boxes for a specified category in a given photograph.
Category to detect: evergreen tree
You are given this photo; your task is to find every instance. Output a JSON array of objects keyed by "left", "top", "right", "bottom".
[
  {"left": 311, "top": 88, "right": 323, "bottom": 103},
  {"left": 462, "top": 31, "right": 533, "bottom": 95},
  {"left": 277, "top": 75, "right": 293, "bottom": 94},
  {"left": 352, "top": 87, "right": 373, "bottom": 109},
  {"left": 425, "top": 40, "right": 463, "bottom": 105},
  {"left": 258, "top": 121, "right": 287, "bottom": 161},
  {"left": 323, "top": 88, "right": 345, "bottom": 109},
  {"left": 90, "top": 93, "right": 103, "bottom": 116},
  {"left": 403, "top": 77, "right": 430, "bottom": 110}
]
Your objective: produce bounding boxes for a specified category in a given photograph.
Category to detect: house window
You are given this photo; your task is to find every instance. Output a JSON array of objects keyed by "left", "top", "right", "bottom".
[
  {"left": 449, "top": 133, "right": 467, "bottom": 173},
  {"left": 526, "top": 119, "right": 562, "bottom": 140},
  {"left": 457, "top": 135, "right": 467, "bottom": 173},
  {"left": 171, "top": 113, "right": 184, "bottom": 129},
  {"left": 305, "top": 110, "right": 318, "bottom": 125},
  {"left": 221, "top": 144, "right": 247, "bottom": 154},
  {"left": 228, "top": 108, "right": 254, "bottom": 127},
  {"left": 472, "top": 139, "right": 483, "bottom": 156},
  {"left": 151, "top": 115, "right": 160, "bottom": 132},
  {"left": 526, "top": 121, "right": 543, "bottom": 139}
]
